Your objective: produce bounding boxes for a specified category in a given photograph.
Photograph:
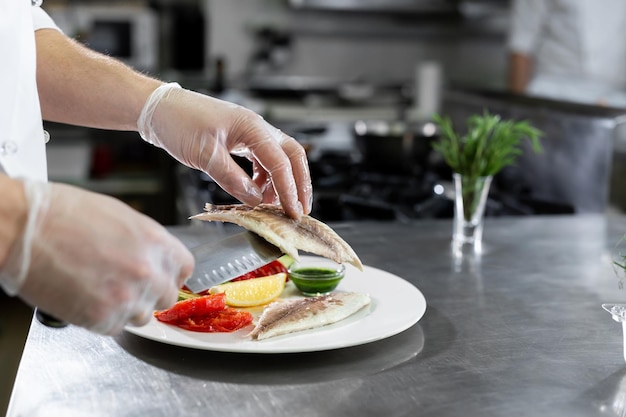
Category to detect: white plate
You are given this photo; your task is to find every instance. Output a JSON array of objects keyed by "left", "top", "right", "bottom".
[{"left": 125, "top": 258, "right": 427, "bottom": 353}]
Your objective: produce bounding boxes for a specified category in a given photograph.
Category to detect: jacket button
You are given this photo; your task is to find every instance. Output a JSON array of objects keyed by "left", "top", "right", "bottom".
[
  {"left": 0, "top": 141, "right": 18, "bottom": 156},
  {"left": 31, "top": 0, "right": 43, "bottom": 6},
  {"left": 43, "top": 130, "right": 50, "bottom": 143}
]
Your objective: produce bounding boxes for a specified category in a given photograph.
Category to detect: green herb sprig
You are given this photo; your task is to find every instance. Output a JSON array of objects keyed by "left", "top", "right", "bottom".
[{"left": 432, "top": 111, "right": 543, "bottom": 178}]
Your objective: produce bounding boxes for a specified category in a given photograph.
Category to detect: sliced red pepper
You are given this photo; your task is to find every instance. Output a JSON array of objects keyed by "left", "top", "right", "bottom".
[{"left": 154, "top": 293, "right": 226, "bottom": 323}]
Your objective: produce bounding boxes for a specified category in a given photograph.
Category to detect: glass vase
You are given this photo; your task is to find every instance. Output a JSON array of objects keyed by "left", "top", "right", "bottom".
[{"left": 452, "top": 173, "right": 493, "bottom": 252}]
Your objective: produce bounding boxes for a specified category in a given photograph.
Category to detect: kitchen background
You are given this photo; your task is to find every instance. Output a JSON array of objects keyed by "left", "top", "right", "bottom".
[
  {"left": 2, "top": 1, "right": 626, "bottom": 413},
  {"left": 39, "top": 0, "right": 515, "bottom": 226},
  {"left": 207, "top": 0, "right": 508, "bottom": 89},
  {"left": 33, "top": 0, "right": 626, "bottom": 225}
]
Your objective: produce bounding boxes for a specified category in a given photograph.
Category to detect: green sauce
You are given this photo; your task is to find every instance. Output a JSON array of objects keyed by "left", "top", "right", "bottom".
[
  {"left": 289, "top": 267, "right": 344, "bottom": 296},
  {"left": 292, "top": 267, "right": 338, "bottom": 278}
]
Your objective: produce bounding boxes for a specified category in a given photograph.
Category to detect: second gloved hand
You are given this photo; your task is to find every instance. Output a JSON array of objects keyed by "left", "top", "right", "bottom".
[
  {"left": 5, "top": 180, "right": 194, "bottom": 335},
  {"left": 137, "top": 83, "right": 312, "bottom": 219}
]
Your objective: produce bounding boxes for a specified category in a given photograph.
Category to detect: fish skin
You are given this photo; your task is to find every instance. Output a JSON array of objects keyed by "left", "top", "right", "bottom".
[
  {"left": 190, "top": 203, "right": 363, "bottom": 271},
  {"left": 248, "top": 292, "right": 371, "bottom": 341}
]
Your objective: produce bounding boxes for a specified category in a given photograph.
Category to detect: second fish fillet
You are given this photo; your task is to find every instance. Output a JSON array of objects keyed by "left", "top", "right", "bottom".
[{"left": 248, "top": 292, "right": 371, "bottom": 341}]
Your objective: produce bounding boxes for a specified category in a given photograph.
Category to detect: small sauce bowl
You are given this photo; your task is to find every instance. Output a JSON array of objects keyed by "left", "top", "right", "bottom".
[{"left": 288, "top": 258, "right": 346, "bottom": 296}]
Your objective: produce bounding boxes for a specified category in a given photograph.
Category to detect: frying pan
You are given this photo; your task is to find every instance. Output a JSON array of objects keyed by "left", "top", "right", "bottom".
[{"left": 353, "top": 119, "right": 438, "bottom": 175}]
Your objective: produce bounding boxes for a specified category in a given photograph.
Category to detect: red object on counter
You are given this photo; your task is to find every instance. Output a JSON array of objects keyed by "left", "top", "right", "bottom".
[
  {"left": 229, "top": 259, "right": 288, "bottom": 282},
  {"left": 174, "top": 309, "right": 253, "bottom": 332},
  {"left": 154, "top": 293, "right": 253, "bottom": 333}
]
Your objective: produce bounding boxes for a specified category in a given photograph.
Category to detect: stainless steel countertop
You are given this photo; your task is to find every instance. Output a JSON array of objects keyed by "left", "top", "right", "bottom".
[{"left": 8, "top": 215, "right": 626, "bottom": 417}]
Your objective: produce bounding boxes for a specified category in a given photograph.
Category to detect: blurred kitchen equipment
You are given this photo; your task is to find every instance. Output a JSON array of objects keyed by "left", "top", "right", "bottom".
[
  {"left": 353, "top": 119, "right": 438, "bottom": 175},
  {"left": 247, "top": 75, "right": 339, "bottom": 99},
  {"left": 247, "top": 27, "right": 293, "bottom": 77},
  {"left": 339, "top": 119, "right": 441, "bottom": 220},
  {"left": 47, "top": 3, "right": 158, "bottom": 72},
  {"left": 407, "top": 61, "right": 443, "bottom": 121},
  {"left": 288, "top": 0, "right": 460, "bottom": 14},
  {"left": 159, "top": 3, "right": 206, "bottom": 72},
  {"left": 247, "top": 75, "right": 404, "bottom": 107}
]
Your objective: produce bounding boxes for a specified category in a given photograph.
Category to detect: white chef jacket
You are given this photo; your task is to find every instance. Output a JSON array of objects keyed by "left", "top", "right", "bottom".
[
  {"left": 508, "top": 0, "right": 626, "bottom": 106},
  {"left": 0, "top": 1, "right": 59, "bottom": 182}
]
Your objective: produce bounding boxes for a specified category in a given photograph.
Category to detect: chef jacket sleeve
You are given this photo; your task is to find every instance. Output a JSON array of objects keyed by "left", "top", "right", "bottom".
[
  {"left": 507, "top": 0, "right": 548, "bottom": 54},
  {"left": 31, "top": 6, "right": 61, "bottom": 31}
]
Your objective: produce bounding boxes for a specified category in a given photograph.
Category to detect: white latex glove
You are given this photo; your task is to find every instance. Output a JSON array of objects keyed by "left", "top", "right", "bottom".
[
  {"left": 137, "top": 83, "right": 312, "bottom": 219},
  {"left": 0, "top": 179, "right": 194, "bottom": 335}
]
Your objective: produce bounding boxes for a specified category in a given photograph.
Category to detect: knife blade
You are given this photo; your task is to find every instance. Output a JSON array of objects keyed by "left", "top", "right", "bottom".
[{"left": 185, "top": 231, "right": 283, "bottom": 294}]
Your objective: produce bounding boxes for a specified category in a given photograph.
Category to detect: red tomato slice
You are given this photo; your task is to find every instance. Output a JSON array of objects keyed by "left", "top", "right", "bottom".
[
  {"left": 175, "top": 309, "right": 253, "bottom": 333},
  {"left": 230, "top": 259, "right": 288, "bottom": 282},
  {"left": 154, "top": 293, "right": 253, "bottom": 333},
  {"left": 154, "top": 293, "right": 226, "bottom": 323}
]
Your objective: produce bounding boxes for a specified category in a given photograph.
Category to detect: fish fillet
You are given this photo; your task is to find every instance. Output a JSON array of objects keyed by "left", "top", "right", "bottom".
[
  {"left": 248, "top": 292, "right": 371, "bottom": 341},
  {"left": 190, "top": 203, "right": 363, "bottom": 271}
]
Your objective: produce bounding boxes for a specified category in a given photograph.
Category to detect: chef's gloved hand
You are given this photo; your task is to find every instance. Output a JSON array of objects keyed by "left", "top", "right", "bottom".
[
  {"left": 137, "top": 83, "right": 312, "bottom": 219},
  {"left": 0, "top": 179, "right": 194, "bottom": 335}
]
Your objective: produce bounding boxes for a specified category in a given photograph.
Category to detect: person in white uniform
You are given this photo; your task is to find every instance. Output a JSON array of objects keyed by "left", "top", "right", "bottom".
[
  {"left": 507, "top": 0, "right": 626, "bottom": 107},
  {"left": 0, "top": 2, "right": 312, "bottom": 335}
]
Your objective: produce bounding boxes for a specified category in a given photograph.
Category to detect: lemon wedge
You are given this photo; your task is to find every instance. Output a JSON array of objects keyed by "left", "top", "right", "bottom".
[{"left": 209, "top": 273, "right": 287, "bottom": 307}]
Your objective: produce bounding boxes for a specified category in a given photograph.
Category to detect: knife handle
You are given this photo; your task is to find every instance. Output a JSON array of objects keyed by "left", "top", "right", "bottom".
[{"left": 35, "top": 307, "right": 68, "bottom": 328}]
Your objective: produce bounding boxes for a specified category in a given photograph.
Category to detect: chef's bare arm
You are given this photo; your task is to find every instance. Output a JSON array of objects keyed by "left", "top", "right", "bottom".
[{"left": 35, "top": 28, "right": 161, "bottom": 132}]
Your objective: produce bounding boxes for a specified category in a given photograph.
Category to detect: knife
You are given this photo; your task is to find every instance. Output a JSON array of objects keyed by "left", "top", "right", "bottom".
[
  {"left": 35, "top": 308, "right": 68, "bottom": 328},
  {"left": 184, "top": 231, "right": 284, "bottom": 294}
]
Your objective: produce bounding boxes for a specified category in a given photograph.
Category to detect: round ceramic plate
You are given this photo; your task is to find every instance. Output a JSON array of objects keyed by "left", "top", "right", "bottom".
[{"left": 125, "top": 257, "right": 427, "bottom": 353}]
